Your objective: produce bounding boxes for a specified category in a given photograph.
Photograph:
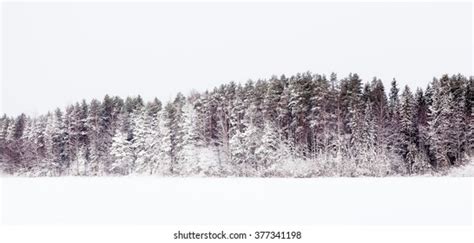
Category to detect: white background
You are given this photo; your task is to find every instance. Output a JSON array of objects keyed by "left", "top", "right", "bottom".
[{"left": 1, "top": 0, "right": 474, "bottom": 242}]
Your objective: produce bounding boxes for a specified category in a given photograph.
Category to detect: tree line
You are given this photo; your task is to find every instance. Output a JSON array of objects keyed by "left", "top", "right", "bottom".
[{"left": 0, "top": 72, "right": 472, "bottom": 177}]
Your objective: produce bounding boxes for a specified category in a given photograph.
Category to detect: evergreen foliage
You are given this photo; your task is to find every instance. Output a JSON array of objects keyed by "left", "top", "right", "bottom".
[{"left": 1, "top": 72, "right": 472, "bottom": 176}]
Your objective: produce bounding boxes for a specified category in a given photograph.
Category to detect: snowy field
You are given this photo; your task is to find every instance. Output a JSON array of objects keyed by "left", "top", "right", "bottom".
[{"left": 1, "top": 176, "right": 472, "bottom": 225}]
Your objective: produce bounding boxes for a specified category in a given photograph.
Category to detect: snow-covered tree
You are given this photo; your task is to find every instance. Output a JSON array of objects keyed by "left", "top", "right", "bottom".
[
  {"left": 288, "top": 72, "right": 313, "bottom": 153},
  {"left": 110, "top": 110, "right": 134, "bottom": 175},
  {"left": 42, "top": 110, "right": 68, "bottom": 176},
  {"left": 255, "top": 121, "right": 283, "bottom": 175},
  {"left": 229, "top": 124, "right": 246, "bottom": 167},
  {"left": 399, "top": 86, "right": 418, "bottom": 173},
  {"left": 428, "top": 76, "right": 453, "bottom": 169},
  {"left": 1, "top": 72, "right": 471, "bottom": 177}
]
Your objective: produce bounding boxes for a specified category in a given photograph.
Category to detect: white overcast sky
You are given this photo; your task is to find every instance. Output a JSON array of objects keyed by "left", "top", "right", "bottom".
[{"left": 1, "top": 2, "right": 473, "bottom": 116}]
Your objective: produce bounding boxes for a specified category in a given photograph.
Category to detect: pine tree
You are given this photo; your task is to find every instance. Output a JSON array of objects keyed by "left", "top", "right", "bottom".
[
  {"left": 339, "top": 73, "right": 363, "bottom": 136},
  {"left": 96, "top": 95, "right": 117, "bottom": 174},
  {"left": 143, "top": 103, "right": 165, "bottom": 175},
  {"left": 263, "top": 75, "right": 285, "bottom": 121},
  {"left": 158, "top": 109, "right": 173, "bottom": 175},
  {"left": 77, "top": 100, "right": 89, "bottom": 148},
  {"left": 161, "top": 94, "right": 186, "bottom": 174},
  {"left": 308, "top": 74, "right": 330, "bottom": 155},
  {"left": 324, "top": 73, "right": 343, "bottom": 156},
  {"left": 428, "top": 76, "right": 453, "bottom": 169},
  {"left": 242, "top": 103, "right": 262, "bottom": 174},
  {"left": 399, "top": 86, "right": 418, "bottom": 173},
  {"left": 276, "top": 75, "right": 292, "bottom": 140},
  {"left": 110, "top": 113, "right": 134, "bottom": 175},
  {"left": 87, "top": 99, "right": 102, "bottom": 175},
  {"left": 229, "top": 87, "right": 246, "bottom": 136},
  {"left": 176, "top": 102, "right": 206, "bottom": 176},
  {"left": 21, "top": 117, "right": 39, "bottom": 173},
  {"left": 446, "top": 74, "right": 468, "bottom": 164},
  {"left": 43, "top": 110, "right": 68, "bottom": 175},
  {"left": 387, "top": 78, "right": 402, "bottom": 154},
  {"left": 31, "top": 115, "right": 48, "bottom": 173},
  {"left": 255, "top": 121, "right": 282, "bottom": 174},
  {"left": 215, "top": 86, "right": 232, "bottom": 160},
  {"left": 131, "top": 106, "right": 158, "bottom": 174},
  {"left": 288, "top": 72, "right": 313, "bottom": 154},
  {"left": 369, "top": 78, "right": 389, "bottom": 149},
  {"left": 64, "top": 104, "right": 78, "bottom": 167},
  {"left": 229, "top": 126, "right": 246, "bottom": 169},
  {"left": 352, "top": 103, "right": 391, "bottom": 176}
]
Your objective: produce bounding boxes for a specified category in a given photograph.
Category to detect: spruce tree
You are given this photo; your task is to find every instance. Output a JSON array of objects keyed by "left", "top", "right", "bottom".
[{"left": 399, "top": 86, "right": 417, "bottom": 173}]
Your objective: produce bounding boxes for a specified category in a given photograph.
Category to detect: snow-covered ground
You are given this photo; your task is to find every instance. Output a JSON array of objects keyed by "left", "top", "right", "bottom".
[
  {"left": 1, "top": 158, "right": 472, "bottom": 225},
  {"left": 445, "top": 157, "right": 474, "bottom": 176},
  {"left": 1, "top": 177, "right": 472, "bottom": 225}
]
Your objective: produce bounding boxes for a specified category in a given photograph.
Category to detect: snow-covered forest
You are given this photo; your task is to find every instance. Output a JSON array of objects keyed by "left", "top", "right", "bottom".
[{"left": 0, "top": 72, "right": 473, "bottom": 177}]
